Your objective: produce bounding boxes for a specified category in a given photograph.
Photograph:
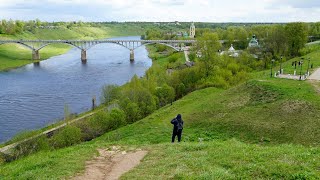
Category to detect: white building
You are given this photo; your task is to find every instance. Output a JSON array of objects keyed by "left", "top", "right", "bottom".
[
  {"left": 190, "top": 22, "right": 195, "bottom": 38},
  {"left": 220, "top": 44, "right": 240, "bottom": 57}
]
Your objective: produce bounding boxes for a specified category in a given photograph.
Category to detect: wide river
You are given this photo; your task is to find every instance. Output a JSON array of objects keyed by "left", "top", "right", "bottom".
[{"left": 0, "top": 36, "right": 152, "bottom": 143}]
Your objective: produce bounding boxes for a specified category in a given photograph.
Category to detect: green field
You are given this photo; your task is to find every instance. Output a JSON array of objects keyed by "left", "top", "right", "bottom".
[{"left": 0, "top": 26, "right": 144, "bottom": 71}]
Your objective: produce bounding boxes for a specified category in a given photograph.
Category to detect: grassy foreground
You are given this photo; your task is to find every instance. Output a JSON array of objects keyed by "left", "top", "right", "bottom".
[
  {"left": 1, "top": 76, "right": 320, "bottom": 179},
  {"left": 0, "top": 25, "right": 144, "bottom": 71}
]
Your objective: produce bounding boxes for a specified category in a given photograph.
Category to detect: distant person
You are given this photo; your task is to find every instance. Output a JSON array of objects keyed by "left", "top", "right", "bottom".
[{"left": 171, "top": 114, "right": 184, "bottom": 143}]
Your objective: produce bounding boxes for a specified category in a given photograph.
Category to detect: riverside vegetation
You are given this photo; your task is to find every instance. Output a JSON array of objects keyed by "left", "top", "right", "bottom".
[{"left": 1, "top": 22, "right": 320, "bottom": 179}]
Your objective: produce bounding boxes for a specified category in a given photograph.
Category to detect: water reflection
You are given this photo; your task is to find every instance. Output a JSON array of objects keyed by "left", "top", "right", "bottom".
[{"left": 0, "top": 36, "right": 152, "bottom": 143}]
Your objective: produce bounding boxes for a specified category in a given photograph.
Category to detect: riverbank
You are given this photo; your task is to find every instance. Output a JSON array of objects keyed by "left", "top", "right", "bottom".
[
  {"left": 0, "top": 43, "right": 182, "bottom": 150},
  {"left": 0, "top": 25, "right": 145, "bottom": 71}
]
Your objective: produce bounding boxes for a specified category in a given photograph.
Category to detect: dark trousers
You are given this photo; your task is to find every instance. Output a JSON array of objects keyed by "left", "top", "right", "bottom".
[{"left": 172, "top": 129, "right": 182, "bottom": 142}]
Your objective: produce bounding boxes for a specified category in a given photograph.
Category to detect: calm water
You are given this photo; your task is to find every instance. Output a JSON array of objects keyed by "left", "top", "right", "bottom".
[{"left": 0, "top": 36, "right": 152, "bottom": 143}]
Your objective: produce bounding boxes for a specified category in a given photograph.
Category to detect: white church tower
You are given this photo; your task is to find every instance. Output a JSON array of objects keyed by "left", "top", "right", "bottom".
[{"left": 190, "top": 22, "right": 195, "bottom": 38}]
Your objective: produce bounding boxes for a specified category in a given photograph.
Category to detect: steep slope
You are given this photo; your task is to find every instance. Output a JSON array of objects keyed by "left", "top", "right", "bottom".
[{"left": 1, "top": 78, "right": 320, "bottom": 179}]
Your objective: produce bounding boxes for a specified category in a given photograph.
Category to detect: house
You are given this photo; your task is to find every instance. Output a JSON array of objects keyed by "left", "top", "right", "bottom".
[{"left": 248, "top": 35, "right": 259, "bottom": 48}]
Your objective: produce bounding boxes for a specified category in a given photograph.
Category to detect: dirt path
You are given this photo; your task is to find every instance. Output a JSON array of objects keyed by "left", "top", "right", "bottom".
[
  {"left": 308, "top": 68, "right": 320, "bottom": 81},
  {"left": 74, "top": 146, "right": 147, "bottom": 180},
  {"left": 307, "top": 68, "right": 320, "bottom": 94}
]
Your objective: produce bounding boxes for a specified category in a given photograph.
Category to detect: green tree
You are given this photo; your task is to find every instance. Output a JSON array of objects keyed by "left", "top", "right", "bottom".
[
  {"left": 6, "top": 19, "right": 16, "bottom": 35},
  {"left": 309, "top": 22, "right": 320, "bottom": 40},
  {"left": 155, "top": 84, "right": 175, "bottom": 107},
  {"left": 197, "top": 32, "right": 222, "bottom": 77},
  {"left": 265, "top": 25, "right": 288, "bottom": 58},
  {"left": 102, "top": 84, "right": 121, "bottom": 104},
  {"left": 15, "top": 20, "right": 25, "bottom": 34},
  {"left": 285, "top": 22, "right": 308, "bottom": 57}
]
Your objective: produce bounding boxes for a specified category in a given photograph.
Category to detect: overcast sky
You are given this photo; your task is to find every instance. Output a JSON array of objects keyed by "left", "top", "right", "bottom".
[{"left": 0, "top": 0, "right": 319, "bottom": 22}]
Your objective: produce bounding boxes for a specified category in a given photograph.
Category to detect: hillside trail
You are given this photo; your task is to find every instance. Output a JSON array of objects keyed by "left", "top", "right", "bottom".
[
  {"left": 307, "top": 68, "right": 320, "bottom": 93},
  {"left": 73, "top": 146, "right": 147, "bottom": 180}
]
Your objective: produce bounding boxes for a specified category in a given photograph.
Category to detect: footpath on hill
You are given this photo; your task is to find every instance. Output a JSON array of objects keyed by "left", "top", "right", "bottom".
[
  {"left": 73, "top": 146, "right": 147, "bottom": 180},
  {"left": 308, "top": 68, "right": 320, "bottom": 80},
  {"left": 308, "top": 68, "right": 320, "bottom": 93}
]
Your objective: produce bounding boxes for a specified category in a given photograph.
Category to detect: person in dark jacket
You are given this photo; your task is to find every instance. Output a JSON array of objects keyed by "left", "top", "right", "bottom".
[{"left": 171, "top": 114, "right": 184, "bottom": 143}]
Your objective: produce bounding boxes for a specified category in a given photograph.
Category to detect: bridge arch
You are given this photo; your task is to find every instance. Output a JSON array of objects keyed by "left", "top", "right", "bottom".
[
  {"left": 37, "top": 42, "right": 82, "bottom": 51},
  {"left": 0, "top": 42, "right": 34, "bottom": 50},
  {"left": 86, "top": 41, "right": 130, "bottom": 51},
  {"left": 134, "top": 42, "right": 181, "bottom": 51}
]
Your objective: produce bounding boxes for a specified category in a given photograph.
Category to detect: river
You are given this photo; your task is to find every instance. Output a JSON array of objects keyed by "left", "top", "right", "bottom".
[{"left": 0, "top": 36, "right": 152, "bottom": 143}]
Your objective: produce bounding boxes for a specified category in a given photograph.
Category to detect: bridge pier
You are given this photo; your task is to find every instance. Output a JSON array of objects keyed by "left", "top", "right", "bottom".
[
  {"left": 32, "top": 50, "right": 40, "bottom": 60},
  {"left": 130, "top": 49, "right": 134, "bottom": 61},
  {"left": 81, "top": 49, "right": 87, "bottom": 63}
]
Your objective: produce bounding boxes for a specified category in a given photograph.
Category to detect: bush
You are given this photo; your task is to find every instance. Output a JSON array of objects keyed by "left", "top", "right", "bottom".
[
  {"left": 76, "top": 109, "right": 126, "bottom": 141},
  {"left": 168, "top": 54, "right": 179, "bottom": 63},
  {"left": 107, "top": 108, "right": 126, "bottom": 130},
  {"left": 121, "top": 101, "right": 142, "bottom": 123},
  {"left": 50, "top": 125, "right": 82, "bottom": 149},
  {"left": 77, "top": 111, "right": 110, "bottom": 139},
  {"left": 176, "top": 83, "right": 186, "bottom": 99},
  {"left": 0, "top": 152, "right": 5, "bottom": 165},
  {"left": 102, "top": 85, "right": 121, "bottom": 104},
  {"left": 189, "top": 51, "right": 196, "bottom": 61},
  {"left": 155, "top": 44, "right": 167, "bottom": 52},
  {"left": 10, "top": 135, "right": 50, "bottom": 161},
  {"left": 155, "top": 84, "right": 175, "bottom": 106}
]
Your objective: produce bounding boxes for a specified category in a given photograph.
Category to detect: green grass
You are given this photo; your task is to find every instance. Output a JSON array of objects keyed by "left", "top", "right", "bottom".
[
  {"left": 0, "top": 43, "right": 71, "bottom": 71},
  {"left": 0, "top": 26, "right": 144, "bottom": 71},
  {"left": 2, "top": 77, "right": 320, "bottom": 179},
  {"left": 275, "top": 44, "right": 320, "bottom": 75},
  {"left": 123, "top": 141, "right": 320, "bottom": 179},
  {"left": 2, "top": 45, "right": 320, "bottom": 179},
  {"left": 146, "top": 45, "right": 186, "bottom": 68}
]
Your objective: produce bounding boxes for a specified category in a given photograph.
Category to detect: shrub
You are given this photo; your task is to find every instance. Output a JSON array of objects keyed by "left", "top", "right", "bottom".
[
  {"left": 121, "top": 101, "right": 142, "bottom": 123},
  {"left": 168, "top": 54, "right": 179, "bottom": 63},
  {"left": 101, "top": 84, "right": 121, "bottom": 104},
  {"left": 0, "top": 152, "right": 5, "bottom": 165},
  {"left": 155, "top": 44, "right": 167, "bottom": 52},
  {"left": 189, "top": 51, "right": 196, "bottom": 61},
  {"left": 106, "top": 108, "right": 126, "bottom": 130},
  {"left": 82, "top": 111, "right": 110, "bottom": 138},
  {"left": 176, "top": 83, "right": 186, "bottom": 99},
  {"left": 155, "top": 84, "right": 175, "bottom": 106},
  {"left": 227, "top": 63, "right": 240, "bottom": 75},
  {"left": 10, "top": 135, "right": 50, "bottom": 161},
  {"left": 50, "top": 125, "right": 82, "bottom": 149}
]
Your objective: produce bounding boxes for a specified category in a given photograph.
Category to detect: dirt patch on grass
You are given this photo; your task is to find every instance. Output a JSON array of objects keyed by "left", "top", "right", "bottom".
[
  {"left": 227, "top": 94, "right": 250, "bottom": 109},
  {"left": 281, "top": 100, "right": 313, "bottom": 114},
  {"left": 73, "top": 146, "right": 147, "bottom": 180},
  {"left": 308, "top": 80, "right": 320, "bottom": 94}
]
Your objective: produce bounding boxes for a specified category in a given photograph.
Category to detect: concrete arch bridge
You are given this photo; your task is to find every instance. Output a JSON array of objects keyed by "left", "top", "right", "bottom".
[{"left": 0, "top": 39, "right": 196, "bottom": 62}]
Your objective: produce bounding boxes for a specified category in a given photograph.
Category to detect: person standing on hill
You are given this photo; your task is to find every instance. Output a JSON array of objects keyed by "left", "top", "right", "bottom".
[{"left": 171, "top": 114, "right": 184, "bottom": 143}]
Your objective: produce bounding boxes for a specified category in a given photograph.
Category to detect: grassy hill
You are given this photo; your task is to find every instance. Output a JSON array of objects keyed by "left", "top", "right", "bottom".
[
  {"left": 1, "top": 37, "right": 320, "bottom": 179},
  {"left": 0, "top": 25, "right": 144, "bottom": 71},
  {"left": 1, "top": 76, "right": 320, "bottom": 179}
]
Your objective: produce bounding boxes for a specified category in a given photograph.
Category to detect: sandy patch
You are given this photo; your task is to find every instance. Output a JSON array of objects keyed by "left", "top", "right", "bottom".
[{"left": 74, "top": 146, "right": 147, "bottom": 180}]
